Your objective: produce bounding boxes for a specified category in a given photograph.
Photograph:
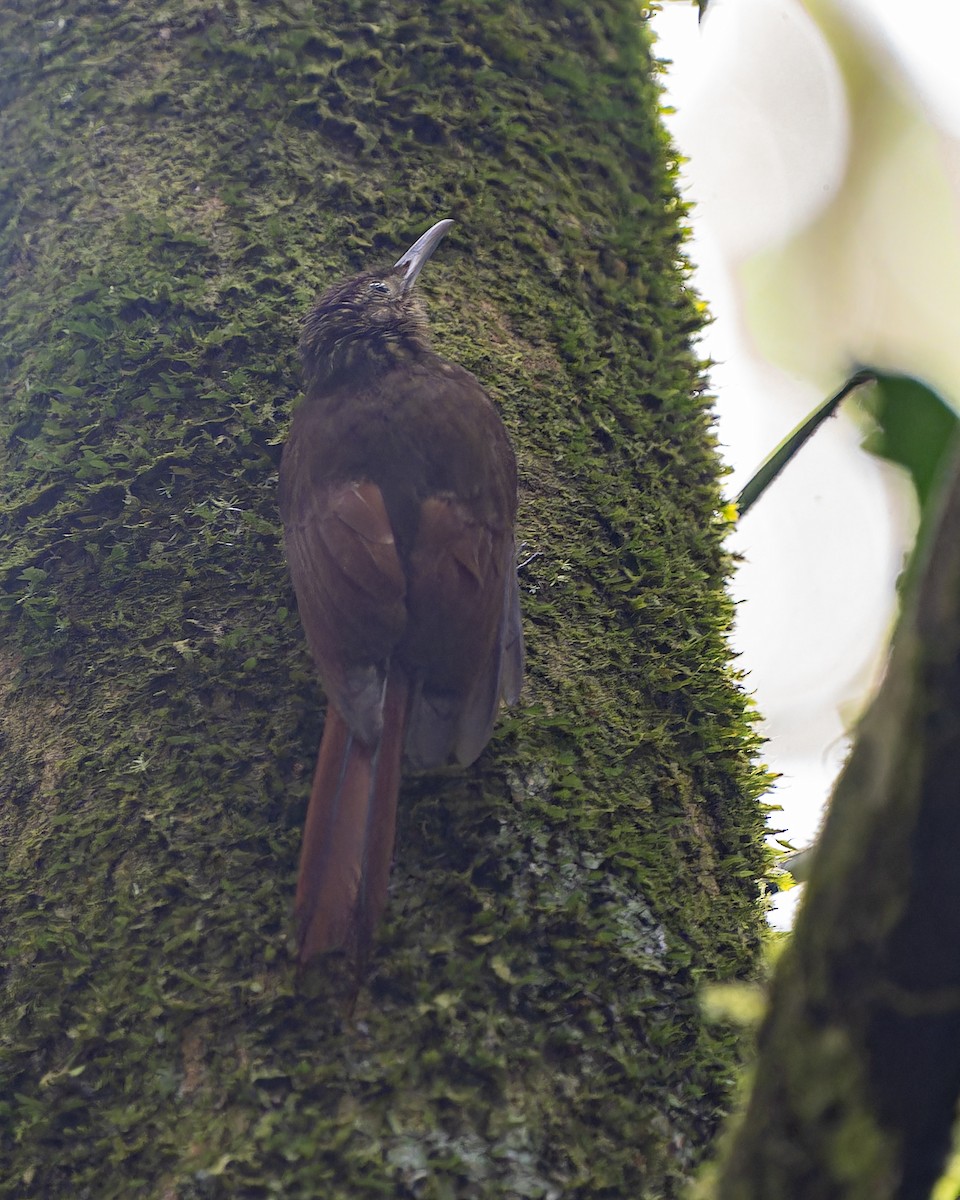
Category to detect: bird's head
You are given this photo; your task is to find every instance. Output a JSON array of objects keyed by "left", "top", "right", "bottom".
[{"left": 300, "top": 218, "right": 454, "bottom": 390}]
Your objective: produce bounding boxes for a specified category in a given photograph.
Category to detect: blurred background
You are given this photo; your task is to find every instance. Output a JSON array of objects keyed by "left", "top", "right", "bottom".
[{"left": 648, "top": 0, "right": 960, "bottom": 925}]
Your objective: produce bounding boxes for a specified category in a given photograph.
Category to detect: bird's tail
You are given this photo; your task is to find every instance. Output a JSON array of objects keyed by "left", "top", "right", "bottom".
[{"left": 295, "top": 672, "right": 408, "bottom": 964}]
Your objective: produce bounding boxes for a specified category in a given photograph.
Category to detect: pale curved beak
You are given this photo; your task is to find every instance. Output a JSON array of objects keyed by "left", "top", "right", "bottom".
[{"left": 394, "top": 218, "right": 455, "bottom": 293}]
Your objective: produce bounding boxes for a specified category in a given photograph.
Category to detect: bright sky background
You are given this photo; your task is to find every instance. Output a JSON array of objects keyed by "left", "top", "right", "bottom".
[{"left": 649, "top": 0, "right": 960, "bottom": 924}]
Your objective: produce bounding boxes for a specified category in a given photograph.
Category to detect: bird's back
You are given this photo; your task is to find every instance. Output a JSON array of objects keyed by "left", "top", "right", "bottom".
[{"left": 279, "top": 349, "right": 522, "bottom": 768}]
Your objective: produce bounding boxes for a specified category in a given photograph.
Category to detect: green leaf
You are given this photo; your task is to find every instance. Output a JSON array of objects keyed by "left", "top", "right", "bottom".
[
  {"left": 735, "top": 369, "right": 877, "bottom": 518},
  {"left": 861, "top": 371, "right": 959, "bottom": 510}
]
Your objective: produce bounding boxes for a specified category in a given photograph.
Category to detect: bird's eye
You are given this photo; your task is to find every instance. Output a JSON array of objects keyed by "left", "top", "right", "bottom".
[{"left": 368, "top": 280, "right": 390, "bottom": 295}]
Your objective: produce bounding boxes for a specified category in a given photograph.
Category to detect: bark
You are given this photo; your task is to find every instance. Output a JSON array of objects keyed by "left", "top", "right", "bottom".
[
  {"left": 0, "top": 3, "right": 767, "bottom": 1197},
  {"left": 715, "top": 435, "right": 960, "bottom": 1199}
]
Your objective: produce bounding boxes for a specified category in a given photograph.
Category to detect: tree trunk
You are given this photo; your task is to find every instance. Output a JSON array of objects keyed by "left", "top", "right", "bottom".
[
  {"left": 0, "top": 3, "right": 767, "bottom": 1196},
  {"left": 714, "top": 436, "right": 960, "bottom": 1199}
]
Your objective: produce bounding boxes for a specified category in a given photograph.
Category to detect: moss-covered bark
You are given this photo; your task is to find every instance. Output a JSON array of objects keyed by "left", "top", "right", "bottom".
[
  {"left": 0, "top": 3, "right": 768, "bottom": 1196},
  {"left": 712, "top": 437, "right": 960, "bottom": 1200}
]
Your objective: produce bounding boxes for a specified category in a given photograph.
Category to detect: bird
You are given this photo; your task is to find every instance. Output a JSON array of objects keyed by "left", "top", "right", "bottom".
[{"left": 279, "top": 219, "right": 524, "bottom": 965}]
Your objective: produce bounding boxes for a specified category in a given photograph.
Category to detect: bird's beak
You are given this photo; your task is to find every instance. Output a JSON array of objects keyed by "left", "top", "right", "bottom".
[{"left": 394, "top": 219, "right": 455, "bottom": 294}]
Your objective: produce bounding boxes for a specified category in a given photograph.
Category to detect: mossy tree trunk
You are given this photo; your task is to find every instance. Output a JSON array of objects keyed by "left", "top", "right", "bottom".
[
  {"left": 0, "top": 3, "right": 767, "bottom": 1197},
  {"left": 713, "top": 437, "right": 960, "bottom": 1200}
]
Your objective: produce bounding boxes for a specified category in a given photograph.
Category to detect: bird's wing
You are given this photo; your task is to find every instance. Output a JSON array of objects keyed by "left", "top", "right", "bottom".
[
  {"left": 499, "top": 545, "right": 525, "bottom": 708},
  {"left": 402, "top": 495, "right": 523, "bottom": 768},
  {"left": 283, "top": 479, "right": 406, "bottom": 746}
]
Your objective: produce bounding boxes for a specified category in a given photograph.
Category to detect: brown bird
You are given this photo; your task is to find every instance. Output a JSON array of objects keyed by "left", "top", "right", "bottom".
[{"left": 279, "top": 219, "right": 524, "bottom": 964}]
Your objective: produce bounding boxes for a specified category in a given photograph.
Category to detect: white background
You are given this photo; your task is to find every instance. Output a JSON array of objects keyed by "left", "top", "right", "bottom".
[{"left": 649, "top": 0, "right": 960, "bottom": 923}]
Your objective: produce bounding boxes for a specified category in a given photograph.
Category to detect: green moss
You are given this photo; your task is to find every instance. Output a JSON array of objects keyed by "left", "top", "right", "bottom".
[{"left": 0, "top": 2, "right": 770, "bottom": 1197}]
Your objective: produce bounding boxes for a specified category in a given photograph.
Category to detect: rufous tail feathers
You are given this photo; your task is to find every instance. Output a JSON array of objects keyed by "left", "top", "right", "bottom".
[{"left": 295, "top": 673, "right": 408, "bottom": 963}]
